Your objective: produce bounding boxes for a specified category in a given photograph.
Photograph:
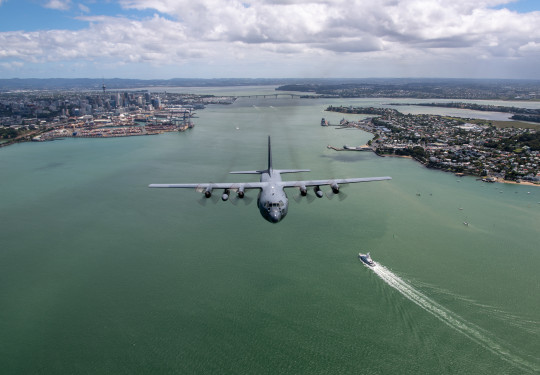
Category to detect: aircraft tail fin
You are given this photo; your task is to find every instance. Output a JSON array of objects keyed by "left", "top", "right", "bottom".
[
  {"left": 267, "top": 136, "right": 273, "bottom": 175},
  {"left": 231, "top": 137, "right": 303, "bottom": 176}
]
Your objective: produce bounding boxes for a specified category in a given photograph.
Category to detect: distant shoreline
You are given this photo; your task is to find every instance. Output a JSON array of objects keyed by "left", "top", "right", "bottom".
[{"left": 380, "top": 153, "right": 539, "bottom": 187}]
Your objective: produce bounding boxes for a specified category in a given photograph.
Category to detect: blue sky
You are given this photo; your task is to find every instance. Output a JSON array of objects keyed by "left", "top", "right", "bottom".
[
  {"left": 0, "top": 1, "right": 173, "bottom": 32},
  {"left": 495, "top": 0, "right": 539, "bottom": 13},
  {"left": 0, "top": 0, "right": 539, "bottom": 79}
]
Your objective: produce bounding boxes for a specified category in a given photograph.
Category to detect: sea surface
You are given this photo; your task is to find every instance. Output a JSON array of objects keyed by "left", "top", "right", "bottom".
[{"left": 1, "top": 89, "right": 539, "bottom": 374}]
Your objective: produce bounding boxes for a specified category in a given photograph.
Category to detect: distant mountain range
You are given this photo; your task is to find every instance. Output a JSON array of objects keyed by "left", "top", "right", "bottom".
[
  {"left": 1, "top": 77, "right": 539, "bottom": 91},
  {"left": 0, "top": 78, "right": 292, "bottom": 90}
]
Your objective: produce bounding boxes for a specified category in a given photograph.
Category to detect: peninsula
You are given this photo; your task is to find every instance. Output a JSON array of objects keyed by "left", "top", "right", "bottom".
[
  {"left": 389, "top": 102, "right": 540, "bottom": 123},
  {"left": 325, "top": 106, "right": 540, "bottom": 185}
]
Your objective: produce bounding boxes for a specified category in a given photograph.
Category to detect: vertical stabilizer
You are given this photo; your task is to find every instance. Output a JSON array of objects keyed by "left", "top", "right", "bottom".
[{"left": 267, "top": 136, "right": 273, "bottom": 175}]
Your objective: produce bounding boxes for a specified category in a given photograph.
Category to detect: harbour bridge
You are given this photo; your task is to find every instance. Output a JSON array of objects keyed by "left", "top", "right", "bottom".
[{"left": 235, "top": 93, "right": 315, "bottom": 99}]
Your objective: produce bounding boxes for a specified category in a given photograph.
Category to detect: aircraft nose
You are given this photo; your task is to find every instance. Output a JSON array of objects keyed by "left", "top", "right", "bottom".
[{"left": 269, "top": 208, "right": 282, "bottom": 223}]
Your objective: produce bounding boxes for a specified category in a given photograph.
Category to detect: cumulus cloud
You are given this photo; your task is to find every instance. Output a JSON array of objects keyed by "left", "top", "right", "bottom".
[
  {"left": 0, "top": 15, "right": 195, "bottom": 63},
  {"left": 114, "top": 0, "right": 540, "bottom": 55},
  {"left": 0, "top": 0, "right": 539, "bottom": 77},
  {"left": 43, "top": 0, "right": 72, "bottom": 11}
]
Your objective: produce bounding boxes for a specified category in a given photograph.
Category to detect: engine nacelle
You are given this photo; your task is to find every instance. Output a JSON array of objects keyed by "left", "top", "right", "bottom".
[
  {"left": 237, "top": 187, "right": 245, "bottom": 199},
  {"left": 204, "top": 188, "right": 212, "bottom": 198},
  {"left": 314, "top": 186, "right": 324, "bottom": 198},
  {"left": 300, "top": 186, "right": 307, "bottom": 196},
  {"left": 331, "top": 183, "right": 339, "bottom": 194}
]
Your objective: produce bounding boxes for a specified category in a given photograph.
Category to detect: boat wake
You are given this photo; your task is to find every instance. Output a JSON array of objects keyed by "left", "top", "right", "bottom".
[
  {"left": 413, "top": 279, "right": 540, "bottom": 336},
  {"left": 368, "top": 263, "right": 538, "bottom": 373}
]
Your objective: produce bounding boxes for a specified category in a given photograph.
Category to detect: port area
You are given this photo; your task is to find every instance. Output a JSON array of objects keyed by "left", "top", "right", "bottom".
[{"left": 33, "top": 122, "right": 193, "bottom": 141}]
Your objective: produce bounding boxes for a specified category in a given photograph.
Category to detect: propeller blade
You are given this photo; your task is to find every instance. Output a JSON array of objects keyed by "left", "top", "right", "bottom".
[
  {"left": 243, "top": 195, "right": 254, "bottom": 205},
  {"left": 197, "top": 192, "right": 219, "bottom": 206},
  {"left": 326, "top": 184, "right": 348, "bottom": 201},
  {"left": 230, "top": 190, "right": 254, "bottom": 206},
  {"left": 294, "top": 192, "right": 315, "bottom": 203},
  {"left": 293, "top": 186, "right": 314, "bottom": 203},
  {"left": 197, "top": 196, "right": 207, "bottom": 206}
]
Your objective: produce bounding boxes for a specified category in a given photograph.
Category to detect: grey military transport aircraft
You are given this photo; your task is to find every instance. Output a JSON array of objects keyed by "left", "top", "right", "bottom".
[{"left": 149, "top": 137, "right": 391, "bottom": 223}]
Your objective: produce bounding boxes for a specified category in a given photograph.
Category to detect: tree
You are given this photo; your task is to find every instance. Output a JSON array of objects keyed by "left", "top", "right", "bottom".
[{"left": 0, "top": 127, "right": 18, "bottom": 139}]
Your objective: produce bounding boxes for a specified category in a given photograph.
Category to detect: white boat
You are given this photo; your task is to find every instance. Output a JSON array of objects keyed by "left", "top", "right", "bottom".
[{"left": 358, "top": 252, "right": 375, "bottom": 267}]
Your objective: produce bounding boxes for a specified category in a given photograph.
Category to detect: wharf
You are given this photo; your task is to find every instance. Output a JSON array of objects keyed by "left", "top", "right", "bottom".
[
  {"left": 327, "top": 145, "right": 375, "bottom": 152},
  {"left": 34, "top": 123, "right": 189, "bottom": 141}
]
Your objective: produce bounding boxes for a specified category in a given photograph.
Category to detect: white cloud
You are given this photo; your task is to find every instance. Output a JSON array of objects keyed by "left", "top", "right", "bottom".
[
  {"left": 43, "top": 0, "right": 72, "bottom": 10},
  {"left": 113, "top": 0, "right": 540, "bottom": 55},
  {"left": 1, "top": 0, "right": 539, "bottom": 78},
  {"left": 0, "top": 61, "right": 24, "bottom": 69},
  {"left": 79, "top": 3, "right": 90, "bottom": 13}
]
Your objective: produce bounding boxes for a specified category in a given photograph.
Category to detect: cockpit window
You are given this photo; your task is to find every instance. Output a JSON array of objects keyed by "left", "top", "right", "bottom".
[{"left": 266, "top": 201, "right": 285, "bottom": 209}]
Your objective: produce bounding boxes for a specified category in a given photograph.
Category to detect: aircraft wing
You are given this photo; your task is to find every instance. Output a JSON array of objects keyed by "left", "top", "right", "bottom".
[
  {"left": 149, "top": 182, "right": 266, "bottom": 190},
  {"left": 281, "top": 176, "right": 391, "bottom": 188}
]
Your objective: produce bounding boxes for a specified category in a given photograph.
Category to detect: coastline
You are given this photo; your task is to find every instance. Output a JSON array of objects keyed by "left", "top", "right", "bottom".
[
  {"left": 495, "top": 178, "right": 539, "bottom": 187},
  {"left": 381, "top": 154, "right": 412, "bottom": 159},
  {"left": 327, "top": 145, "right": 539, "bottom": 187},
  {"left": 324, "top": 106, "right": 539, "bottom": 189},
  {"left": 389, "top": 153, "right": 539, "bottom": 186}
]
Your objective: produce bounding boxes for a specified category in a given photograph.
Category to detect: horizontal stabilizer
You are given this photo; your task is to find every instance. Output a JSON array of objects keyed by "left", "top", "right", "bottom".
[
  {"left": 275, "top": 169, "right": 311, "bottom": 174},
  {"left": 229, "top": 170, "right": 266, "bottom": 174}
]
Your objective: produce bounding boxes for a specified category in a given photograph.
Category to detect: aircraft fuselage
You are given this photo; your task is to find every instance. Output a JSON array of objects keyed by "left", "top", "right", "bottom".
[{"left": 257, "top": 171, "right": 288, "bottom": 223}]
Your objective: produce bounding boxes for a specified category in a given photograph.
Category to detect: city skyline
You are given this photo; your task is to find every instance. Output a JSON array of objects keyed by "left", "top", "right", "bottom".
[{"left": 0, "top": 0, "right": 539, "bottom": 79}]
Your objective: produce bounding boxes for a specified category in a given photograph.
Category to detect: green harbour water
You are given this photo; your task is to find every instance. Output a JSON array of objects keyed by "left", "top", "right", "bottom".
[{"left": 1, "top": 91, "right": 539, "bottom": 374}]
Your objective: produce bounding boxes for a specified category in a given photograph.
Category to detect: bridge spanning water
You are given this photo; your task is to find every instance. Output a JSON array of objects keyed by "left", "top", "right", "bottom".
[{"left": 235, "top": 93, "right": 311, "bottom": 99}]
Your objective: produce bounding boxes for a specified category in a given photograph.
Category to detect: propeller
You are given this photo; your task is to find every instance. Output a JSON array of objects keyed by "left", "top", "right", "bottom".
[
  {"left": 293, "top": 185, "right": 315, "bottom": 203},
  {"left": 197, "top": 192, "right": 219, "bottom": 206},
  {"left": 224, "top": 185, "right": 253, "bottom": 206},
  {"left": 196, "top": 185, "right": 219, "bottom": 206},
  {"left": 229, "top": 188, "right": 254, "bottom": 206},
  {"left": 325, "top": 182, "right": 348, "bottom": 201}
]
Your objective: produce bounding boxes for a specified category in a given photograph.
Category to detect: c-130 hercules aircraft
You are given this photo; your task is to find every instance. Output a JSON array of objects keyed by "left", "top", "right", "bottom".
[{"left": 149, "top": 137, "right": 391, "bottom": 223}]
